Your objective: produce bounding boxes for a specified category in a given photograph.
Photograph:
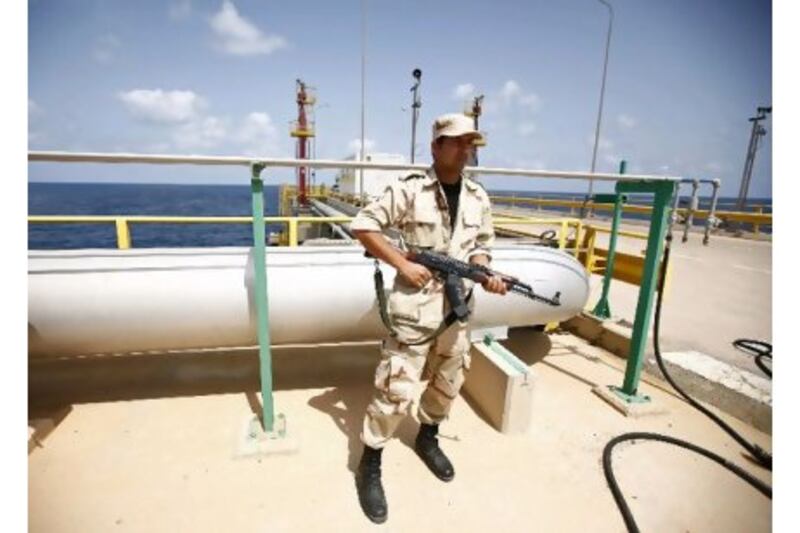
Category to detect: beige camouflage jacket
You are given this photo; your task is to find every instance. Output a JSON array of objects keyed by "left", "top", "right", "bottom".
[{"left": 351, "top": 168, "right": 495, "bottom": 331}]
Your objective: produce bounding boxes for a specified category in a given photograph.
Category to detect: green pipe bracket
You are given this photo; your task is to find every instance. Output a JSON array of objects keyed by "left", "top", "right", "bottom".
[
  {"left": 249, "top": 162, "right": 284, "bottom": 435},
  {"left": 612, "top": 179, "right": 676, "bottom": 399},
  {"left": 591, "top": 192, "right": 628, "bottom": 319}
]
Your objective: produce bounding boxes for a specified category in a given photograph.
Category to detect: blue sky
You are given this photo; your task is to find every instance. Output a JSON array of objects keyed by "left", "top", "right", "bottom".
[{"left": 27, "top": 0, "right": 772, "bottom": 196}]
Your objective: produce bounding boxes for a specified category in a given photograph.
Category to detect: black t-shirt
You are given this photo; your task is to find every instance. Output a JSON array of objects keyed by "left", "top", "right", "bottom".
[{"left": 440, "top": 179, "right": 462, "bottom": 231}]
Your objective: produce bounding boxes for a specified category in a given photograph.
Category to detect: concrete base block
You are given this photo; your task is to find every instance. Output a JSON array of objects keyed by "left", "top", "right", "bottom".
[
  {"left": 565, "top": 313, "right": 772, "bottom": 433},
  {"left": 234, "top": 414, "right": 299, "bottom": 458},
  {"left": 563, "top": 312, "right": 633, "bottom": 359},
  {"left": 592, "top": 385, "right": 669, "bottom": 418},
  {"left": 462, "top": 340, "right": 534, "bottom": 434},
  {"left": 28, "top": 406, "right": 72, "bottom": 453}
]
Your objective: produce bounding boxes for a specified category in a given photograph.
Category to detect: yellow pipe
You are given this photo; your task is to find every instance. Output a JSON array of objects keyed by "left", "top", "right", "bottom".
[
  {"left": 489, "top": 195, "right": 772, "bottom": 226},
  {"left": 115, "top": 218, "right": 131, "bottom": 249},
  {"left": 587, "top": 225, "right": 649, "bottom": 239},
  {"left": 572, "top": 221, "right": 583, "bottom": 258},
  {"left": 754, "top": 207, "right": 763, "bottom": 234},
  {"left": 288, "top": 219, "right": 299, "bottom": 247}
]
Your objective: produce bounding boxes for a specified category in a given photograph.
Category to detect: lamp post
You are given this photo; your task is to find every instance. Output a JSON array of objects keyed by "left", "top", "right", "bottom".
[
  {"left": 359, "top": 0, "right": 367, "bottom": 204},
  {"left": 583, "top": 0, "right": 614, "bottom": 218},
  {"left": 735, "top": 106, "right": 771, "bottom": 212},
  {"left": 410, "top": 68, "right": 422, "bottom": 164}
]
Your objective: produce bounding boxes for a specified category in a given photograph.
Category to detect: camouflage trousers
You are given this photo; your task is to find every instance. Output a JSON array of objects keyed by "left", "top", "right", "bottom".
[{"left": 360, "top": 318, "right": 472, "bottom": 449}]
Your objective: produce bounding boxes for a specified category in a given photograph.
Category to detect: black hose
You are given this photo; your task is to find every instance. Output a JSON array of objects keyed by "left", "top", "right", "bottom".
[
  {"left": 602, "top": 234, "right": 772, "bottom": 532},
  {"left": 603, "top": 433, "right": 772, "bottom": 533},
  {"left": 733, "top": 339, "right": 772, "bottom": 378}
]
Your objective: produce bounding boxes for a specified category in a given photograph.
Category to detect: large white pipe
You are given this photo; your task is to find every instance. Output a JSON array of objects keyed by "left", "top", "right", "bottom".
[{"left": 28, "top": 245, "right": 589, "bottom": 358}]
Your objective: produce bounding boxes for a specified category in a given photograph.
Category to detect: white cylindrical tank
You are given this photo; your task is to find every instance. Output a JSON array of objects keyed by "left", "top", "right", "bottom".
[{"left": 28, "top": 245, "right": 589, "bottom": 358}]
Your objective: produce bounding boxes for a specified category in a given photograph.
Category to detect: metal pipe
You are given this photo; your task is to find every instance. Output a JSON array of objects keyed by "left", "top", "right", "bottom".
[
  {"left": 703, "top": 179, "right": 722, "bottom": 246},
  {"left": 29, "top": 151, "right": 683, "bottom": 183},
  {"left": 309, "top": 199, "right": 354, "bottom": 239},
  {"left": 682, "top": 179, "right": 699, "bottom": 243},
  {"left": 669, "top": 183, "right": 682, "bottom": 238},
  {"left": 359, "top": 0, "right": 367, "bottom": 204}
]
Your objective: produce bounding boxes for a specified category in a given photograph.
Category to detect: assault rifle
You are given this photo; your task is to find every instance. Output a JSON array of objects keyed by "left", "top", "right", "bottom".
[{"left": 406, "top": 248, "right": 561, "bottom": 307}]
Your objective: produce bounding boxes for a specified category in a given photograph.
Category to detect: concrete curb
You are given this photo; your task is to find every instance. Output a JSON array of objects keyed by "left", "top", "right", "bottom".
[{"left": 563, "top": 312, "right": 772, "bottom": 434}]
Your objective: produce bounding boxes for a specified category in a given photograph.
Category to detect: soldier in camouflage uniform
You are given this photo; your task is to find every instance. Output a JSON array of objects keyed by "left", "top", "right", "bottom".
[{"left": 350, "top": 113, "right": 507, "bottom": 523}]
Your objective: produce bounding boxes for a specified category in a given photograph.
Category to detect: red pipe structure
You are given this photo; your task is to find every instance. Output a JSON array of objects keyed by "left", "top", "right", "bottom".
[{"left": 291, "top": 79, "right": 315, "bottom": 206}]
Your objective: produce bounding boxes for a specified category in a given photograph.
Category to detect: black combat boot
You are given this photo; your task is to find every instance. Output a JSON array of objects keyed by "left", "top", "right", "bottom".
[
  {"left": 414, "top": 423, "right": 455, "bottom": 482},
  {"left": 356, "top": 445, "right": 388, "bottom": 524}
]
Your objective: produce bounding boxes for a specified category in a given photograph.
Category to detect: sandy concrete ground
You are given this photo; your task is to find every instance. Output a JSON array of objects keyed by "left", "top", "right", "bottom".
[
  {"left": 29, "top": 332, "right": 771, "bottom": 533},
  {"left": 494, "top": 208, "right": 772, "bottom": 375}
]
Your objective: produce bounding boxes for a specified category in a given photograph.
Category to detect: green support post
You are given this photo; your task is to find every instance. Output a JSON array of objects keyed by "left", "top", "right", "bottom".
[
  {"left": 591, "top": 193, "right": 628, "bottom": 319},
  {"left": 250, "top": 163, "right": 277, "bottom": 432},
  {"left": 608, "top": 179, "right": 676, "bottom": 402},
  {"left": 592, "top": 159, "right": 627, "bottom": 318}
]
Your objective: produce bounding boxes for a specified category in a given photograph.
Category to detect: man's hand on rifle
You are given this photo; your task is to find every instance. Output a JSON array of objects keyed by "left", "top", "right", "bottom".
[
  {"left": 399, "top": 260, "right": 433, "bottom": 289},
  {"left": 482, "top": 275, "right": 508, "bottom": 295},
  {"left": 469, "top": 254, "right": 507, "bottom": 296}
]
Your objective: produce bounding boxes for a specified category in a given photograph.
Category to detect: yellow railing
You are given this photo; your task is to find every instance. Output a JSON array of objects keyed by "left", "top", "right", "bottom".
[
  {"left": 492, "top": 216, "right": 583, "bottom": 257},
  {"left": 28, "top": 214, "right": 583, "bottom": 253},
  {"left": 490, "top": 195, "right": 772, "bottom": 233},
  {"left": 279, "top": 184, "right": 330, "bottom": 216},
  {"left": 28, "top": 215, "right": 349, "bottom": 249},
  {"left": 492, "top": 213, "right": 659, "bottom": 286}
]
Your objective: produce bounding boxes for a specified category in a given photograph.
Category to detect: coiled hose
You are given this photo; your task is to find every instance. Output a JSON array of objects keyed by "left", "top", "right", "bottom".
[{"left": 733, "top": 339, "right": 772, "bottom": 378}]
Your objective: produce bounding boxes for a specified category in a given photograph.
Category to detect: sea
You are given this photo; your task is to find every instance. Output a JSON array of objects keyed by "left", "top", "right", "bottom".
[{"left": 28, "top": 182, "right": 772, "bottom": 250}]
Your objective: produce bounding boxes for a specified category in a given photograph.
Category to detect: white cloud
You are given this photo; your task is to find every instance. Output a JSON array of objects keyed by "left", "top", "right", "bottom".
[
  {"left": 235, "top": 112, "right": 280, "bottom": 155},
  {"left": 501, "top": 80, "right": 521, "bottom": 102},
  {"left": 348, "top": 138, "right": 376, "bottom": 154},
  {"left": 118, "top": 89, "right": 206, "bottom": 123},
  {"left": 93, "top": 34, "right": 121, "bottom": 64},
  {"left": 210, "top": 1, "right": 287, "bottom": 56},
  {"left": 29, "top": 98, "right": 42, "bottom": 117},
  {"left": 517, "top": 122, "right": 536, "bottom": 136},
  {"left": 519, "top": 93, "right": 540, "bottom": 111},
  {"left": 705, "top": 161, "right": 723, "bottom": 173},
  {"left": 453, "top": 83, "right": 475, "bottom": 100},
  {"left": 498, "top": 80, "right": 540, "bottom": 111},
  {"left": 169, "top": 0, "right": 192, "bottom": 20},
  {"left": 172, "top": 116, "right": 228, "bottom": 150},
  {"left": 617, "top": 114, "right": 637, "bottom": 129}
]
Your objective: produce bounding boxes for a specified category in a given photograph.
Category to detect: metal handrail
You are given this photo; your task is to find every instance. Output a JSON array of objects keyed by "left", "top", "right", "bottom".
[{"left": 28, "top": 151, "right": 683, "bottom": 183}]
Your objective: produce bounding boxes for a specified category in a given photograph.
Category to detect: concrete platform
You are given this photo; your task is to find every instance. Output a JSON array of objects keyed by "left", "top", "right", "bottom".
[{"left": 29, "top": 330, "right": 772, "bottom": 532}]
